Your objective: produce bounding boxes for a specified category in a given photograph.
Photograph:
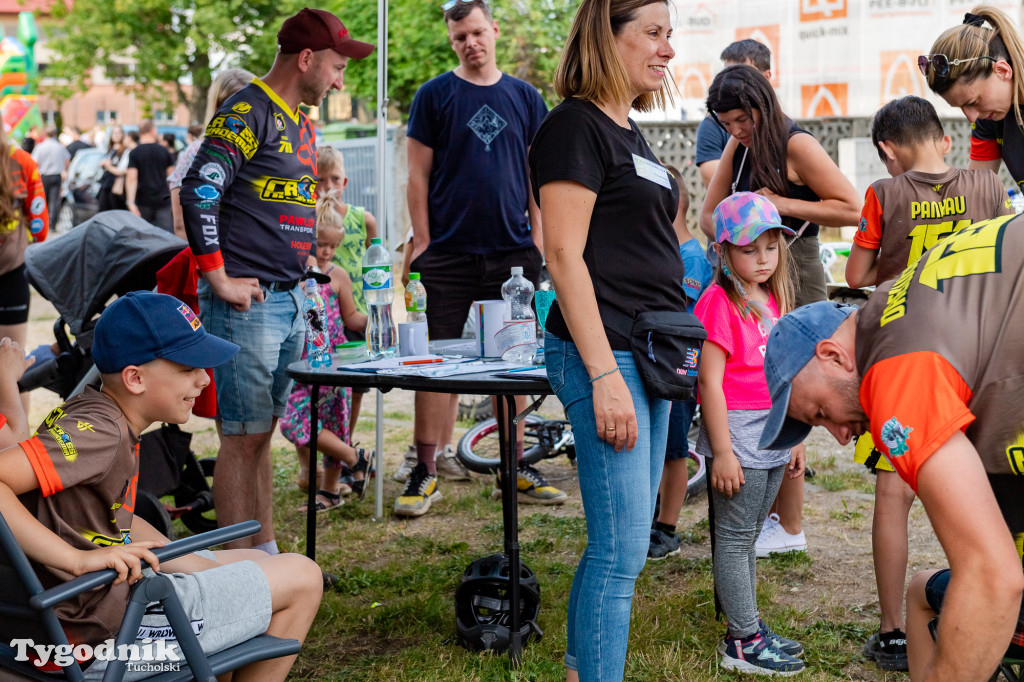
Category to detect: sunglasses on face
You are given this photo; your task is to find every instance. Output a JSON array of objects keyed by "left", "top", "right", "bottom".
[{"left": 917, "top": 53, "right": 996, "bottom": 78}]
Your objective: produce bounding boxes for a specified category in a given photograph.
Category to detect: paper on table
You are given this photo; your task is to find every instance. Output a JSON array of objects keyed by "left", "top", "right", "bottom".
[
  {"left": 380, "top": 360, "right": 521, "bottom": 377},
  {"left": 338, "top": 354, "right": 443, "bottom": 371}
]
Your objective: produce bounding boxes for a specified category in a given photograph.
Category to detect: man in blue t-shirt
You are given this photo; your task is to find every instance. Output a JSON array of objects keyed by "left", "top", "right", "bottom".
[
  {"left": 398, "top": 0, "right": 565, "bottom": 517},
  {"left": 695, "top": 39, "right": 772, "bottom": 189}
]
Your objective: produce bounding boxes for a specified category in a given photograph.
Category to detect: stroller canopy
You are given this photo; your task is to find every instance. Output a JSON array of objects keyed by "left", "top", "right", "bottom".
[{"left": 24, "top": 211, "right": 187, "bottom": 336}]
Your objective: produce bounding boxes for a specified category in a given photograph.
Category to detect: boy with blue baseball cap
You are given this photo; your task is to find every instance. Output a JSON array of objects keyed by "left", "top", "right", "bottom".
[{"left": 0, "top": 291, "right": 322, "bottom": 680}]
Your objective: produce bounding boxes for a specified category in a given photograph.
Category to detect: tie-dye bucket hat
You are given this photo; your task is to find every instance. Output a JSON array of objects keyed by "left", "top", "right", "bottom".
[{"left": 713, "top": 192, "right": 796, "bottom": 245}]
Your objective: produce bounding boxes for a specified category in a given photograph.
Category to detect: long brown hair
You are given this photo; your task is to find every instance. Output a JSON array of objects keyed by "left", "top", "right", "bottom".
[
  {"left": 926, "top": 5, "right": 1024, "bottom": 130},
  {"left": 554, "top": 0, "right": 673, "bottom": 113},
  {"left": 706, "top": 64, "right": 790, "bottom": 197},
  {"left": 0, "top": 129, "right": 20, "bottom": 234}
]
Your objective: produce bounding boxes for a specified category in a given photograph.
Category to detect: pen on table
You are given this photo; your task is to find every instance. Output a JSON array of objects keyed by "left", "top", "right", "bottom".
[
  {"left": 400, "top": 357, "right": 445, "bottom": 366},
  {"left": 506, "top": 365, "right": 541, "bottom": 373}
]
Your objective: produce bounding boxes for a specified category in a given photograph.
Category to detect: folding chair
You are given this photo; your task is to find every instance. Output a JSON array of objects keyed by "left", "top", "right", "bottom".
[{"left": 0, "top": 514, "right": 300, "bottom": 681}]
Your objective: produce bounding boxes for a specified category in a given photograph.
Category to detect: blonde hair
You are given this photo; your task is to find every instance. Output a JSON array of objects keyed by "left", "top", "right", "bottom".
[
  {"left": 205, "top": 68, "right": 255, "bottom": 123},
  {"left": 927, "top": 5, "right": 1024, "bottom": 130},
  {"left": 0, "top": 128, "right": 17, "bottom": 235},
  {"left": 554, "top": 0, "right": 673, "bottom": 113},
  {"left": 716, "top": 230, "right": 795, "bottom": 323},
  {"left": 317, "top": 145, "right": 346, "bottom": 179},
  {"left": 316, "top": 189, "right": 346, "bottom": 239}
]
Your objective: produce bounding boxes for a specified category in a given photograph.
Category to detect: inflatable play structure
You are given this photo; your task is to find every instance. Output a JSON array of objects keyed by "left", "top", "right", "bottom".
[{"left": 0, "top": 12, "right": 43, "bottom": 143}]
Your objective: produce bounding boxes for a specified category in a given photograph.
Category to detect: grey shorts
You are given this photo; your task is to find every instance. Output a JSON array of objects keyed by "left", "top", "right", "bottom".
[{"left": 85, "top": 559, "right": 272, "bottom": 680}]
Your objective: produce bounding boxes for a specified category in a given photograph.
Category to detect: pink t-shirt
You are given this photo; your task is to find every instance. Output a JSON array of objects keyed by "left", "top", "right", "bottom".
[{"left": 694, "top": 284, "right": 778, "bottom": 410}]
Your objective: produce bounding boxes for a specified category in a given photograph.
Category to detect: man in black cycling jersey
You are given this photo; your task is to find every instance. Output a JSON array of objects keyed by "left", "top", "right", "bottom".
[{"left": 180, "top": 9, "right": 373, "bottom": 553}]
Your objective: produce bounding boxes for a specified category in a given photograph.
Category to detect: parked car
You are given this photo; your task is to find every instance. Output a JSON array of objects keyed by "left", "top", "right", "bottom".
[{"left": 54, "top": 148, "right": 104, "bottom": 234}]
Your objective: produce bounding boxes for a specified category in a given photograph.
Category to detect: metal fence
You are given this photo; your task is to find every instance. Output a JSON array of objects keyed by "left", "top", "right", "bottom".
[{"left": 324, "top": 135, "right": 399, "bottom": 247}]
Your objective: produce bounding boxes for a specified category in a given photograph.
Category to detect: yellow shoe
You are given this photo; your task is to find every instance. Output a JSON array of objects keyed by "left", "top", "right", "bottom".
[
  {"left": 493, "top": 463, "right": 567, "bottom": 505},
  {"left": 394, "top": 462, "right": 442, "bottom": 517}
]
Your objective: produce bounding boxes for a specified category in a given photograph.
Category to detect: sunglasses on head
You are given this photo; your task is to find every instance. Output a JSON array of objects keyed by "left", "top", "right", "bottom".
[
  {"left": 441, "top": 0, "right": 484, "bottom": 11},
  {"left": 918, "top": 53, "right": 996, "bottom": 78}
]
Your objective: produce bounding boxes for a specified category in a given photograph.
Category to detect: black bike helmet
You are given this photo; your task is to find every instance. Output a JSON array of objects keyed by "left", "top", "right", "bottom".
[{"left": 455, "top": 553, "right": 543, "bottom": 652}]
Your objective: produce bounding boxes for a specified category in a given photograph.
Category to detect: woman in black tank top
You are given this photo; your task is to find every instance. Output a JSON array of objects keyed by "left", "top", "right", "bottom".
[
  {"left": 697, "top": 65, "right": 860, "bottom": 560},
  {"left": 699, "top": 65, "right": 860, "bottom": 248}
]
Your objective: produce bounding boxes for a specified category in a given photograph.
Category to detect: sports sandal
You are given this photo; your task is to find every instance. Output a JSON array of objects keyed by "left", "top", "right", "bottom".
[
  {"left": 350, "top": 448, "right": 374, "bottom": 499},
  {"left": 298, "top": 489, "right": 344, "bottom": 513}
]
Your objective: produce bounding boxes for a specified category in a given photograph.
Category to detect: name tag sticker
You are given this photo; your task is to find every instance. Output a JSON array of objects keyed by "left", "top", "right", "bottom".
[{"left": 632, "top": 154, "right": 671, "bottom": 189}]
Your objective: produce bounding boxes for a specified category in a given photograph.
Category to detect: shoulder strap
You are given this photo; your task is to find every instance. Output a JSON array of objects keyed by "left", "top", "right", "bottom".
[{"left": 600, "top": 305, "right": 634, "bottom": 338}]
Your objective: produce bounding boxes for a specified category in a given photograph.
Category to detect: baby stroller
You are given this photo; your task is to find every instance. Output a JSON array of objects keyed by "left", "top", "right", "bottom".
[{"left": 18, "top": 211, "right": 217, "bottom": 539}]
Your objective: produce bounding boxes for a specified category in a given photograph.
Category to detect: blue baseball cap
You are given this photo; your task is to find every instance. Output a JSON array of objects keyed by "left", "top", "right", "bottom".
[
  {"left": 92, "top": 291, "right": 239, "bottom": 373},
  {"left": 759, "top": 301, "right": 856, "bottom": 450}
]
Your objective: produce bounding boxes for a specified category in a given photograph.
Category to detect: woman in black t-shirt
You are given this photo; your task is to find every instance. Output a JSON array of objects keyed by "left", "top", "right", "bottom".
[
  {"left": 698, "top": 64, "right": 860, "bottom": 561},
  {"left": 528, "top": 0, "right": 684, "bottom": 678}
]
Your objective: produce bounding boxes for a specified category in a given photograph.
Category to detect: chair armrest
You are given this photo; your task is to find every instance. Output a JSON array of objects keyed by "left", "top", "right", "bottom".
[{"left": 30, "top": 521, "right": 261, "bottom": 610}]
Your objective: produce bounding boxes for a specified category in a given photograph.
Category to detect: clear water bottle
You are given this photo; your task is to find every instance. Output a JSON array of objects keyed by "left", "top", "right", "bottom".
[
  {"left": 405, "top": 272, "right": 427, "bottom": 323},
  {"left": 302, "top": 278, "right": 332, "bottom": 369},
  {"left": 362, "top": 237, "right": 397, "bottom": 359},
  {"left": 498, "top": 266, "right": 537, "bottom": 364}
]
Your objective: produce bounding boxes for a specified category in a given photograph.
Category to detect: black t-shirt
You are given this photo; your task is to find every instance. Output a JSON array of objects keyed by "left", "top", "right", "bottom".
[
  {"left": 66, "top": 140, "right": 92, "bottom": 160},
  {"left": 529, "top": 98, "right": 685, "bottom": 350},
  {"left": 971, "top": 114, "right": 1024, "bottom": 186},
  {"left": 127, "top": 143, "right": 172, "bottom": 206},
  {"left": 731, "top": 120, "right": 821, "bottom": 238}
]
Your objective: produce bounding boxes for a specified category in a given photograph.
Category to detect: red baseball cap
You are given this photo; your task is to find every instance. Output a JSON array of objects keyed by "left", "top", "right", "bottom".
[{"left": 278, "top": 8, "right": 375, "bottom": 59}]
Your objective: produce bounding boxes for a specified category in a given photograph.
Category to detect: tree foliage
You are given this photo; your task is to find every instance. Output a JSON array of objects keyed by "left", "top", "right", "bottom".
[
  {"left": 43, "top": 0, "right": 577, "bottom": 124},
  {"left": 45, "top": 0, "right": 304, "bottom": 123},
  {"left": 330, "top": 0, "right": 578, "bottom": 118}
]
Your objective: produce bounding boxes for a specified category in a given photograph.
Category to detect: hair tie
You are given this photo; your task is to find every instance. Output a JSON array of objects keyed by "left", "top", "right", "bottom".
[{"left": 963, "top": 12, "right": 985, "bottom": 27}]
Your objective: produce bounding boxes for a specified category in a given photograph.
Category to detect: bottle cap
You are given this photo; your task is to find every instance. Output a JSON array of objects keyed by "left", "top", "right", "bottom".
[
  {"left": 511, "top": 266, "right": 523, "bottom": 275},
  {"left": 409, "top": 272, "right": 420, "bottom": 280},
  {"left": 371, "top": 237, "right": 382, "bottom": 245}
]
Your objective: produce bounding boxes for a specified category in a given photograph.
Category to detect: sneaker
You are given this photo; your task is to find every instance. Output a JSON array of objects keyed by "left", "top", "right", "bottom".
[
  {"left": 435, "top": 444, "right": 472, "bottom": 481},
  {"left": 759, "top": 619, "right": 803, "bottom": 657},
  {"left": 862, "top": 629, "right": 908, "bottom": 671},
  {"left": 492, "top": 463, "right": 567, "bottom": 505},
  {"left": 393, "top": 445, "right": 417, "bottom": 483},
  {"left": 394, "top": 462, "right": 442, "bottom": 517},
  {"left": 756, "top": 513, "right": 807, "bottom": 558},
  {"left": 647, "top": 527, "right": 682, "bottom": 560},
  {"left": 720, "top": 633, "right": 804, "bottom": 676}
]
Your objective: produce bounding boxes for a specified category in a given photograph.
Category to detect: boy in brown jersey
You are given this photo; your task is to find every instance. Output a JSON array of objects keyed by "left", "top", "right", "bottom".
[
  {"left": 842, "top": 95, "right": 1013, "bottom": 672},
  {"left": 0, "top": 292, "right": 322, "bottom": 681}
]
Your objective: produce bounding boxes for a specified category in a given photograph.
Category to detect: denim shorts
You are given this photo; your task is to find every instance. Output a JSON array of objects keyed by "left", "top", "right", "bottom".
[{"left": 197, "top": 278, "right": 305, "bottom": 435}]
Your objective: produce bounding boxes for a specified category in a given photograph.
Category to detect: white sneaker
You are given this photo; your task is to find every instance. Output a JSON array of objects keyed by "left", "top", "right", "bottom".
[
  {"left": 393, "top": 445, "right": 417, "bottom": 483},
  {"left": 435, "top": 444, "right": 472, "bottom": 481},
  {"left": 756, "top": 513, "right": 807, "bottom": 557}
]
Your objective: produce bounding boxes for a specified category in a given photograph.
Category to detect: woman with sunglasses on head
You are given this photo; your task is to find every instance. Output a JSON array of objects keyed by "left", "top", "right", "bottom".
[
  {"left": 923, "top": 8, "right": 1024, "bottom": 187},
  {"left": 528, "top": 0, "right": 681, "bottom": 679},
  {"left": 699, "top": 63, "right": 860, "bottom": 561}
]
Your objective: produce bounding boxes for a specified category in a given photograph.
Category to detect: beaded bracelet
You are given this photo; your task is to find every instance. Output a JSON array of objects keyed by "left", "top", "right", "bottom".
[{"left": 590, "top": 367, "right": 619, "bottom": 384}]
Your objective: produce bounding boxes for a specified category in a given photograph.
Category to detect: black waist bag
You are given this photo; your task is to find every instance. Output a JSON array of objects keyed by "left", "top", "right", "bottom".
[{"left": 603, "top": 307, "right": 707, "bottom": 401}]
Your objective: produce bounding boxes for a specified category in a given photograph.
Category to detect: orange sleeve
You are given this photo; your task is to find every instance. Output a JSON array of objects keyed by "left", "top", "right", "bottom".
[
  {"left": 970, "top": 136, "right": 1002, "bottom": 162},
  {"left": 12, "top": 148, "right": 48, "bottom": 243},
  {"left": 854, "top": 185, "right": 883, "bottom": 249},
  {"left": 20, "top": 435, "right": 64, "bottom": 496},
  {"left": 861, "top": 352, "right": 975, "bottom": 492},
  {"left": 0, "top": 413, "right": 7, "bottom": 431},
  {"left": 194, "top": 250, "right": 225, "bottom": 272}
]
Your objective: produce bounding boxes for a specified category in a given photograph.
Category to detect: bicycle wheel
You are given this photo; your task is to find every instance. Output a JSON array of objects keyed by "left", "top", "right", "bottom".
[
  {"left": 685, "top": 449, "right": 707, "bottom": 502},
  {"left": 456, "top": 414, "right": 546, "bottom": 474},
  {"left": 457, "top": 395, "right": 493, "bottom": 422}
]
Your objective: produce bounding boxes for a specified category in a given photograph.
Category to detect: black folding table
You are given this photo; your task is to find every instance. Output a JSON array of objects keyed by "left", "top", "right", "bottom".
[{"left": 286, "top": 355, "right": 550, "bottom": 665}]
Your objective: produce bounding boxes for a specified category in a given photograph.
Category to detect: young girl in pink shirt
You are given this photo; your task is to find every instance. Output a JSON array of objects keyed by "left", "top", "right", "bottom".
[{"left": 695, "top": 192, "right": 805, "bottom": 675}]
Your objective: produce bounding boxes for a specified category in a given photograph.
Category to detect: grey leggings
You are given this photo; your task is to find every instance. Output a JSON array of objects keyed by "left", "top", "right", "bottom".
[{"left": 711, "top": 463, "right": 786, "bottom": 638}]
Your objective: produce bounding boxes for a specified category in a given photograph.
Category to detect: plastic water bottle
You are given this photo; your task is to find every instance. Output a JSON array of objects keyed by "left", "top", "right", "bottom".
[
  {"left": 405, "top": 272, "right": 427, "bottom": 323},
  {"left": 302, "top": 278, "right": 332, "bottom": 369},
  {"left": 498, "top": 266, "right": 537, "bottom": 364},
  {"left": 362, "top": 237, "right": 397, "bottom": 359}
]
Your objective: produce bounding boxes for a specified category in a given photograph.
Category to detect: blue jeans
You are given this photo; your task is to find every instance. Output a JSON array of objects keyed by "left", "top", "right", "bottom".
[
  {"left": 197, "top": 278, "right": 304, "bottom": 435},
  {"left": 546, "top": 333, "right": 670, "bottom": 680}
]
